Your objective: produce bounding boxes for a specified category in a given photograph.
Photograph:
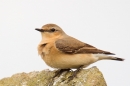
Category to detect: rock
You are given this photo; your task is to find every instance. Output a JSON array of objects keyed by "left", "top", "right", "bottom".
[{"left": 0, "top": 66, "right": 107, "bottom": 86}]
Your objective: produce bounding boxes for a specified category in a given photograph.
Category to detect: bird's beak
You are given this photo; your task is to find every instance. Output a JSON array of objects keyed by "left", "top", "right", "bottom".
[{"left": 35, "top": 28, "right": 44, "bottom": 32}]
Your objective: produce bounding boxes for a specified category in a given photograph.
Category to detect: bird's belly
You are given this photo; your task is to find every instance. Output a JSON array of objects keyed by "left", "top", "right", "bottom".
[{"left": 43, "top": 53, "right": 96, "bottom": 69}]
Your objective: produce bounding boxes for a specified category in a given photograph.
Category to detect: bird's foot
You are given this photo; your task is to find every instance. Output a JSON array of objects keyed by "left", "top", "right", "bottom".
[
  {"left": 48, "top": 69, "right": 70, "bottom": 86},
  {"left": 53, "top": 69, "right": 71, "bottom": 78},
  {"left": 68, "top": 66, "right": 83, "bottom": 81}
]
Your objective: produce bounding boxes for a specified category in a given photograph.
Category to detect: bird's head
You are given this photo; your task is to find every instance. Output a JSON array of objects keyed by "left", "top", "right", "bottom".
[{"left": 35, "top": 24, "right": 66, "bottom": 40}]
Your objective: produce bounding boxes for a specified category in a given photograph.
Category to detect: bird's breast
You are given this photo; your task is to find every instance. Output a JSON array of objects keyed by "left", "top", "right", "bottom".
[
  {"left": 39, "top": 42, "right": 97, "bottom": 69},
  {"left": 43, "top": 46, "right": 96, "bottom": 69}
]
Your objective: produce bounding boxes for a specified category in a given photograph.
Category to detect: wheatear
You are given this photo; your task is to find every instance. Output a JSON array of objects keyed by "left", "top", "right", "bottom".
[{"left": 35, "top": 23, "right": 124, "bottom": 79}]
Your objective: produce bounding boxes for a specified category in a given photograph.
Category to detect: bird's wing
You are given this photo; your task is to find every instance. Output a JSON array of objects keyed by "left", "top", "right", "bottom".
[{"left": 55, "top": 36, "right": 115, "bottom": 55}]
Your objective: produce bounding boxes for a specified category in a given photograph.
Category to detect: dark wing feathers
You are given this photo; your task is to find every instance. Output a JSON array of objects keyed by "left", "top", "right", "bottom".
[
  {"left": 55, "top": 36, "right": 115, "bottom": 55},
  {"left": 75, "top": 47, "right": 114, "bottom": 54}
]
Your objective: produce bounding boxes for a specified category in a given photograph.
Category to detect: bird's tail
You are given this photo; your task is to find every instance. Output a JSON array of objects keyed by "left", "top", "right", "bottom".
[{"left": 94, "top": 54, "right": 124, "bottom": 61}]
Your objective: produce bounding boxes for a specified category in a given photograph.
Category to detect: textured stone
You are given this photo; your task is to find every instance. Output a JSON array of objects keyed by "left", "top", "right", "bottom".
[{"left": 0, "top": 66, "right": 107, "bottom": 86}]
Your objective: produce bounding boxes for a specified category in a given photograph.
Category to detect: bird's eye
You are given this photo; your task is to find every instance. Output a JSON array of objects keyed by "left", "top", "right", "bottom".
[{"left": 50, "top": 28, "right": 56, "bottom": 32}]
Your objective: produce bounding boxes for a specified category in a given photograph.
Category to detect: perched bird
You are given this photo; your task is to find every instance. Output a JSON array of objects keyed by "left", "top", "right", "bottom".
[{"left": 35, "top": 23, "right": 124, "bottom": 79}]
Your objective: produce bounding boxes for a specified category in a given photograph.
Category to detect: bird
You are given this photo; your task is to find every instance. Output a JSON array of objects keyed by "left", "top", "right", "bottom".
[{"left": 35, "top": 23, "right": 124, "bottom": 80}]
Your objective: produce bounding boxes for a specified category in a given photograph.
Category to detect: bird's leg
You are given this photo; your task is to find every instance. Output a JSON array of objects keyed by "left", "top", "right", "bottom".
[
  {"left": 48, "top": 69, "right": 70, "bottom": 86},
  {"left": 68, "top": 65, "right": 83, "bottom": 81},
  {"left": 53, "top": 69, "right": 71, "bottom": 78}
]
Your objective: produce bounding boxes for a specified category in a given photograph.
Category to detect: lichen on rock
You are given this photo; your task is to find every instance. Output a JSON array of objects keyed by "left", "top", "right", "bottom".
[{"left": 0, "top": 66, "right": 107, "bottom": 86}]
